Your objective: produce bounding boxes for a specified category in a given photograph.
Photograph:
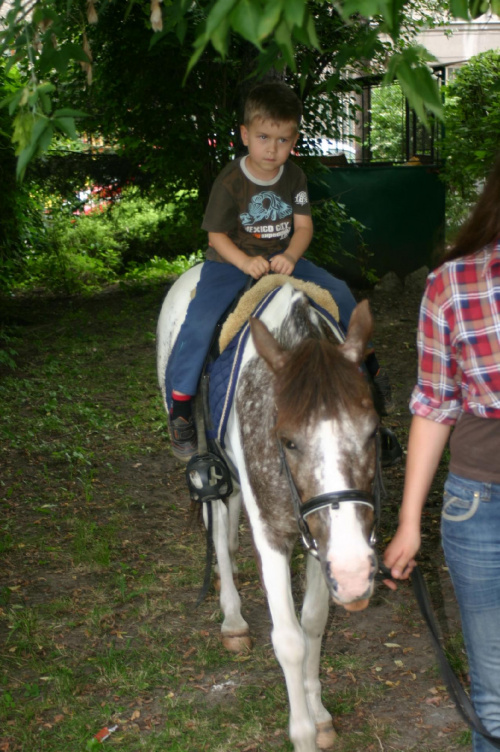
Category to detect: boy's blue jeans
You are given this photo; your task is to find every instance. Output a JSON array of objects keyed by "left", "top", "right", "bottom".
[
  {"left": 170, "top": 258, "right": 357, "bottom": 397},
  {"left": 441, "top": 471, "right": 500, "bottom": 752}
]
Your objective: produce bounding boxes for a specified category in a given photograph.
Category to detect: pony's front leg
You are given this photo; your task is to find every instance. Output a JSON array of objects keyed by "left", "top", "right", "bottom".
[
  {"left": 260, "top": 545, "right": 318, "bottom": 752},
  {"left": 302, "top": 554, "right": 336, "bottom": 750},
  {"left": 215, "top": 488, "right": 242, "bottom": 589},
  {"left": 204, "top": 498, "right": 251, "bottom": 652}
]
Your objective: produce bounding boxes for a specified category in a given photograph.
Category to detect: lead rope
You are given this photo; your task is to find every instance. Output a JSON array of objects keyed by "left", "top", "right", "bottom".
[
  {"left": 409, "top": 567, "right": 500, "bottom": 747},
  {"left": 375, "top": 438, "right": 500, "bottom": 747}
]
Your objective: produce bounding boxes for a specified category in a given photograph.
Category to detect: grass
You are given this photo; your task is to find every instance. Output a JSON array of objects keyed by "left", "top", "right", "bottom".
[
  {"left": 0, "top": 282, "right": 299, "bottom": 752},
  {"left": 0, "top": 281, "right": 468, "bottom": 752}
]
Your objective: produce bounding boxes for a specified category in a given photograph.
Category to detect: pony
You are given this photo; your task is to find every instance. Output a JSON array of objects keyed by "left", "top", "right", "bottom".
[{"left": 157, "top": 265, "right": 379, "bottom": 752}]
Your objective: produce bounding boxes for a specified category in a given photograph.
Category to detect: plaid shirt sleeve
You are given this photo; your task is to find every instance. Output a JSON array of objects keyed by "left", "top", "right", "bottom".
[{"left": 409, "top": 270, "right": 463, "bottom": 424}]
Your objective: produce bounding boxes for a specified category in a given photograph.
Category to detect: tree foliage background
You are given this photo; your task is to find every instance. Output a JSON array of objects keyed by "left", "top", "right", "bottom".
[
  {"left": 1, "top": 0, "right": 500, "bottom": 293},
  {"left": 440, "top": 49, "right": 500, "bottom": 231}
]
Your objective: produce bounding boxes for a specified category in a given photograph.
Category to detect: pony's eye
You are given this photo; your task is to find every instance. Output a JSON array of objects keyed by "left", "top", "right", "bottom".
[{"left": 283, "top": 439, "right": 297, "bottom": 451}]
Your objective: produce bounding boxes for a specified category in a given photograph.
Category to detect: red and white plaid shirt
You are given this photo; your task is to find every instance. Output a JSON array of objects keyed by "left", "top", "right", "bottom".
[{"left": 410, "top": 240, "right": 500, "bottom": 424}]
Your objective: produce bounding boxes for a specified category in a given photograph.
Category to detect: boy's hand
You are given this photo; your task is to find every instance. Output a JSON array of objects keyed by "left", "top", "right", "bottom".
[
  {"left": 270, "top": 252, "right": 295, "bottom": 276},
  {"left": 241, "top": 255, "right": 270, "bottom": 279}
]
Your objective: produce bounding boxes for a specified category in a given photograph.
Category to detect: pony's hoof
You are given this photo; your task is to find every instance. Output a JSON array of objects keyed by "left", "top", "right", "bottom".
[
  {"left": 221, "top": 631, "right": 252, "bottom": 653},
  {"left": 316, "top": 720, "right": 337, "bottom": 750},
  {"left": 214, "top": 573, "right": 239, "bottom": 592}
]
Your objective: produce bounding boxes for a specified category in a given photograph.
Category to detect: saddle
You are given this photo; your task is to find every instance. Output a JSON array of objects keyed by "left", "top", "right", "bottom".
[
  {"left": 201, "top": 276, "right": 342, "bottom": 450},
  {"left": 187, "top": 275, "right": 401, "bottom": 505}
]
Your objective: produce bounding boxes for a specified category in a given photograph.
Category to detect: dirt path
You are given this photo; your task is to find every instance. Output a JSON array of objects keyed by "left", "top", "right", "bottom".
[{"left": 0, "top": 280, "right": 471, "bottom": 751}]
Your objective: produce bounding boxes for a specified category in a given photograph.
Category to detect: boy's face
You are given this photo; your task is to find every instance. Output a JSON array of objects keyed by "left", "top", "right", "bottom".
[{"left": 240, "top": 117, "right": 298, "bottom": 181}]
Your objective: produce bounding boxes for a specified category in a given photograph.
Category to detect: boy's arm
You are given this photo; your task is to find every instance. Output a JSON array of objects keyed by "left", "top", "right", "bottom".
[
  {"left": 208, "top": 232, "right": 270, "bottom": 280},
  {"left": 270, "top": 213, "right": 313, "bottom": 275}
]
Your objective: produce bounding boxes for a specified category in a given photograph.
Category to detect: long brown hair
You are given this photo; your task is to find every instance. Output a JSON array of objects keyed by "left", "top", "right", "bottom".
[{"left": 444, "top": 153, "right": 500, "bottom": 263}]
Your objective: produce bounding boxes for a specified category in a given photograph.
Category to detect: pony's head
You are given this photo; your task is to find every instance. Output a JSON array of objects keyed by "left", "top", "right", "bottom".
[{"left": 249, "top": 300, "right": 378, "bottom": 611}]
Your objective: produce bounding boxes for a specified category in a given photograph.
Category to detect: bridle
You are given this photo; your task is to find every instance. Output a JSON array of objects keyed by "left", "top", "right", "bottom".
[{"left": 277, "top": 433, "right": 384, "bottom": 560}]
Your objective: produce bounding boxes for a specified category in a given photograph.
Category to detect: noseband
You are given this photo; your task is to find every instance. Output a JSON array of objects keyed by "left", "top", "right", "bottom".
[{"left": 277, "top": 437, "right": 382, "bottom": 559}]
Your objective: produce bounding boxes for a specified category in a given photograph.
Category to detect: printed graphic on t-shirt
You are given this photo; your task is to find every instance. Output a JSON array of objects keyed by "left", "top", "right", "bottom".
[{"left": 240, "top": 191, "right": 292, "bottom": 240}]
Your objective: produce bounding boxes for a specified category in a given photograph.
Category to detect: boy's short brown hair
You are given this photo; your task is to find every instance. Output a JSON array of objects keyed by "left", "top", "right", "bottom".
[{"left": 243, "top": 82, "right": 302, "bottom": 129}]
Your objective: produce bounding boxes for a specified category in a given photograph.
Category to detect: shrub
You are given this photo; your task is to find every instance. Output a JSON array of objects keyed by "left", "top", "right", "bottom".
[
  {"left": 441, "top": 50, "right": 500, "bottom": 237},
  {"left": 13, "top": 184, "right": 206, "bottom": 293},
  {"left": 308, "top": 199, "right": 376, "bottom": 282}
]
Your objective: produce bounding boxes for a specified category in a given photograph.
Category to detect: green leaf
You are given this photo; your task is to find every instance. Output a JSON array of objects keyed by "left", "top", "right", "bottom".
[
  {"left": 185, "top": 43, "right": 207, "bottom": 81},
  {"left": 304, "top": 9, "right": 321, "bottom": 50},
  {"left": 383, "top": 47, "right": 443, "bottom": 127},
  {"left": 340, "top": 0, "right": 382, "bottom": 20},
  {"left": 1, "top": 88, "right": 25, "bottom": 115},
  {"left": 210, "top": 14, "right": 231, "bottom": 56},
  {"left": 230, "top": 0, "right": 263, "bottom": 46},
  {"left": 469, "top": 0, "right": 489, "bottom": 17},
  {"left": 53, "top": 108, "right": 88, "bottom": 119},
  {"left": 450, "top": 0, "right": 470, "bottom": 18},
  {"left": 274, "top": 18, "right": 296, "bottom": 70},
  {"left": 12, "top": 110, "right": 33, "bottom": 154},
  {"left": 205, "top": 0, "right": 239, "bottom": 35},
  {"left": 16, "top": 118, "right": 53, "bottom": 180},
  {"left": 36, "top": 120, "right": 54, "bottom": 154},
  {"left": 284, "top": 0, "right": 306, "bottom": 27},
  {"left": 176, "top": 17, "right": 188, "bottom": 44},
  {"left": 396, "top": 64, "right": 442, "bottom": 126},
  {"left": 53, "top": 117, "right": 77, "bottom": 140},
  {"left": 62, "top": 42, "right": 93, "bottom": 64},
  {"left": 257, "top": 0, "right": 283, "bottom": 40},
  {"left": 32, "top": 82, "right": 56, "bottom": 97}
]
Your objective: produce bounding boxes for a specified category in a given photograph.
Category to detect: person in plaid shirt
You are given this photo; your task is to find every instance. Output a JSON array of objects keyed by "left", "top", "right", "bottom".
[{"left": 384, "top": 156, "right": 500, "bottom": 751}]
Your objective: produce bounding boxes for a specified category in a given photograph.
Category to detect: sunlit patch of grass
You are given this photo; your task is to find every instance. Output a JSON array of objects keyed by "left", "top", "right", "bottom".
[
  {"left": 323, "top": 652, "right": 366, "bottom": 673},
  {"left": 445, "top": 629, "right": 468, "bottom": 679},
  {"left": 456, "top": 728, "right": 472, "bottom": 746},
  {"left": 330, "top": 680, "right": 386, "bottom": 718},
  {"left": 89, "top": 642, "right": 182, "bottom": 694},
  {"left": 5, "top": 606, "right": 49, "bottom": 656},
  {"left": 0, "top": 529, "right": 13, "bottom": 555},
  {"left": 39, "top": 596, "right": 75, "bottom": 618},
  {"left": 334, "top": 719, "right": 393, "bottom": 751},
  {"left": 71, "top": 519, "right": 115, "bottom": 568}
]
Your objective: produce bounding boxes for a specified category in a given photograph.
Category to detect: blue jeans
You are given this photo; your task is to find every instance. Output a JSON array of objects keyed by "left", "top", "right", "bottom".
[
  {"left": 441, "top": 472, "right": 500, "bottom": 751},
  {"left": 170, "top": 258, "right": 357, "bottom": 396}
]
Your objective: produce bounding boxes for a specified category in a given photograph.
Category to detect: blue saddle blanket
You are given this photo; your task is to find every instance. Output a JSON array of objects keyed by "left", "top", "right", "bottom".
[{"left": 207, "top": 288, "right": 344, "bottom": 447}]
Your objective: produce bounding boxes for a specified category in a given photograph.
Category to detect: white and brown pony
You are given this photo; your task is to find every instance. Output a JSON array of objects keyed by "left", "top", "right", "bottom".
[{"left": 157, "top": 265, "right": 379, "bottom": 752}]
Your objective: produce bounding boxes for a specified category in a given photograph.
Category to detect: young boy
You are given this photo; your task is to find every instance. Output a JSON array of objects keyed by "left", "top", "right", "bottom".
[{"left": 168, "top": 81, "right": 391, "bottom": 461}]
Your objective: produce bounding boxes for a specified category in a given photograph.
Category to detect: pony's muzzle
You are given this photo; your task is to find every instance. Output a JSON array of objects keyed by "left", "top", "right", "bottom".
[{"left": 326, "top": 551, "right": 377, "bottom": 607}]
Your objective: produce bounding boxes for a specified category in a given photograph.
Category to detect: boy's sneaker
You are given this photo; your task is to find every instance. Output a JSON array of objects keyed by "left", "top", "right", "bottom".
[
  {"left": 373, "top": 369, "right": 394, "bottom": 416},
  {"left": 168, "top": 415, "right": 198, "bottom": 463}
]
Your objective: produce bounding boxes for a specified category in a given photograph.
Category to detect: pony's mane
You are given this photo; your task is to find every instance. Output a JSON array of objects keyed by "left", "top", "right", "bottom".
[{"left": 274, "top": 338, "right": 369, "bottom": 431}]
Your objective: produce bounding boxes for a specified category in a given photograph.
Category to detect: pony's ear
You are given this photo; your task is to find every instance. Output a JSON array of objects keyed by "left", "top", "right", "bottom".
[
  {"left": 249, "top": 317, "right": 287, "bottom": 373},
  {"left": 339, "top": 300, "right": 373, "bottom": 365}
]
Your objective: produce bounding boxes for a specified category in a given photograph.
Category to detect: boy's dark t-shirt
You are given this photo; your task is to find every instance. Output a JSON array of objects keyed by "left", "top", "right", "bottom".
[{"left": 202, "top": 156, "right": 311, "bottom": 262}]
